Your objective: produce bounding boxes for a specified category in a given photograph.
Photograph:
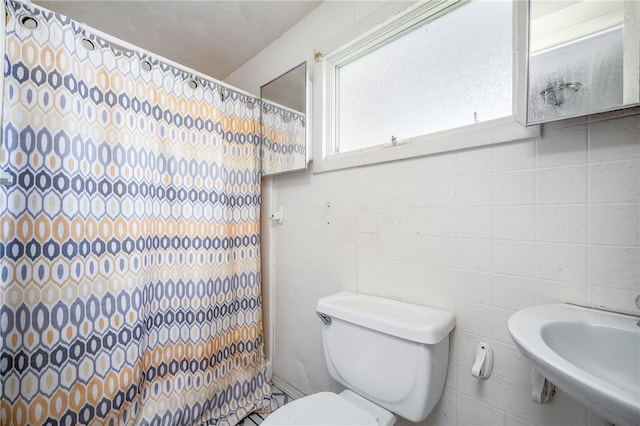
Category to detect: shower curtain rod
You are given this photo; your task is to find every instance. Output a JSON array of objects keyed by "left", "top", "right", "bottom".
[{"left": 9, "top": 0, "right": 259, "bottom": 100}]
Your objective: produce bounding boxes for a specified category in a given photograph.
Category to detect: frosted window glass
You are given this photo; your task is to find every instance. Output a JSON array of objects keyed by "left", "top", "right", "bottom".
[{"left": 336, "top": 0, "right": 513, "bottom": 153}]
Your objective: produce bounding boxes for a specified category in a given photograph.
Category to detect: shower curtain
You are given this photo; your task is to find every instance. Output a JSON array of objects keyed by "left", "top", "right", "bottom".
[
  {"left": 260, "top": 101, "right": 306, "bottom": 175},
  {"left": 0, "top": 2, "right": 271, "bottom": 425}
]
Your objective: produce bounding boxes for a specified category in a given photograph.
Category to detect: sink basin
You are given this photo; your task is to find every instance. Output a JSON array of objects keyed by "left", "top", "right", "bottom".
[{"left": 508, "top": 303, "right": 640, "bottom": 425}]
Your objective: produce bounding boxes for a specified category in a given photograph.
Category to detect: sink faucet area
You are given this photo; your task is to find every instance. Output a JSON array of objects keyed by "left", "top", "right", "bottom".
[{"left": 508, "top": 303, "right": 640, "bottom": 426}]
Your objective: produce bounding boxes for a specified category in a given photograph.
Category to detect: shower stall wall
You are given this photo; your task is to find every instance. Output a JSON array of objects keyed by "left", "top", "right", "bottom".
[{"left": 0, "top": 2, "right": 271, "bottom": 425}]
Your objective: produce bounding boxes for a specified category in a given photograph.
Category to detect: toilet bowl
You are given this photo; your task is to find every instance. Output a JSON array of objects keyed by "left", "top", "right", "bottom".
[
  {"left": 262, "top": 292, "right": 456, "bottom": 425},
  {"left": 262, "top": 390, "right": 395, "bottom": 426}
]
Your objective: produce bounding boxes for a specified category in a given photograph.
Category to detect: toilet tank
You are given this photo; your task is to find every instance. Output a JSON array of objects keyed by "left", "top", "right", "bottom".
[{"left": 317, "top": 292, "right": 456, "bottom": 423}]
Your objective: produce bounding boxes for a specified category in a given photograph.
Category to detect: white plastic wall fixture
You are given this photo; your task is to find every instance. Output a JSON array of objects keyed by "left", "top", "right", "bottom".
[
  {"left": 268, "top": 205, "right": 284, "bottom": 224},
  {"left": 471, "top": 342, "right": 493, "bottom": 379}
]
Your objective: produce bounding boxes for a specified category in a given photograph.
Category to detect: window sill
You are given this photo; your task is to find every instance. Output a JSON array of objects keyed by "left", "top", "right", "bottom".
[{"left": 312, "top": 115, "right": 540, "bottom": 174}]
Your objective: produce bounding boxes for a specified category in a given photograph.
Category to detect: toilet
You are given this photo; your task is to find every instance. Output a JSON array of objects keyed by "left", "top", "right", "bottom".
[{"left": 262, "top": 291, "right": 456, "bottom": 425}]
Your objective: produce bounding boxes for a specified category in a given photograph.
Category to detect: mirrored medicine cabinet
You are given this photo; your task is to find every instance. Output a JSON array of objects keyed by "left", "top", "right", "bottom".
[
  {"left": 260, "top": 62, "right": 311, "bottom": 176},
  {"left": 527, "top": 0, "right": 640, "bottom": 124}
]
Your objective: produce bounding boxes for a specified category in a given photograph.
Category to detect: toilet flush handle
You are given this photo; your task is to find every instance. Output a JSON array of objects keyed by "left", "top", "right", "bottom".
[{"left": 316, "top": 312, "right": 332, "bottom": 326}]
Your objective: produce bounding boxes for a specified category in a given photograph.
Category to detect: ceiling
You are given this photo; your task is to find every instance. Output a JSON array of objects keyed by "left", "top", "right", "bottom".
[{"left": 32, "top": 1, "right": 323, "bottom": 81}]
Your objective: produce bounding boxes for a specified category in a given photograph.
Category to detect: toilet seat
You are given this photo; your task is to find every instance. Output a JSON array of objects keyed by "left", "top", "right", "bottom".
[{"left": 261, "top": 392, "right": 378, "bottom": 425}]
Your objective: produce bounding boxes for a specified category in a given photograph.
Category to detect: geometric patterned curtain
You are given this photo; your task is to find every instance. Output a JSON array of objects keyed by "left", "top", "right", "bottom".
[
  {"left": 0, "top": 2, "right": 271, "bottom": 424},
  {"left": 260, "top": 101, "right": 306, "bottom": 175}
]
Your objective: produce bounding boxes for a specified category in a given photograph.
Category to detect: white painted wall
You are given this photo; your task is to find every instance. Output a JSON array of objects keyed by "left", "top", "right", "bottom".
[{"left": 227, "top": 2, "right": 640, "bottom": 425}]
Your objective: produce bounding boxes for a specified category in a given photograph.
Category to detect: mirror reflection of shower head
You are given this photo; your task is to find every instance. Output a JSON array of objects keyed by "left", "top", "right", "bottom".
[{"left": 540, "top": 79, "right": 582, "bottom": 106}]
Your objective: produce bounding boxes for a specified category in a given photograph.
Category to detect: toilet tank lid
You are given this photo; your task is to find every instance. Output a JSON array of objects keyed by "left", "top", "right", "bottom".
[{"left": 317, "top": 292, "right": 456, "bottom": 344}]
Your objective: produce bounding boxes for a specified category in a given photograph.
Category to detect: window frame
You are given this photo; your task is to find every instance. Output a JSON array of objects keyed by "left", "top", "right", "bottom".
[{"left": 313, "top": 0, "right": 538, "bottom": 173}]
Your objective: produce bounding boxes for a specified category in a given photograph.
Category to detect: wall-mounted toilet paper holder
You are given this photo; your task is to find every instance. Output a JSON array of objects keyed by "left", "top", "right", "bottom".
[{"left": 471, "top": 342, "right": 493, "bottom": 380}]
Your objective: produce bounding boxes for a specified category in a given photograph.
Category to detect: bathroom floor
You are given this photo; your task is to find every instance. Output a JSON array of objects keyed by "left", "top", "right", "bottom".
[{"left": 238, "top": 385, "right": 292, "bottom": 425}]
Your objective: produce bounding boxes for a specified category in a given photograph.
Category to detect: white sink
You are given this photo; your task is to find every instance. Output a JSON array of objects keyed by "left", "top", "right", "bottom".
[{"left": 508, "top": 303, "right": 640, "bottom": 425}]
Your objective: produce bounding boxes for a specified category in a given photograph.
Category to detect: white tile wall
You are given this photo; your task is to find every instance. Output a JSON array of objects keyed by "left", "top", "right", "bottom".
[
  {"left": 269, "top": 114, "right": 640, "bottom": 426},
  {"left": 226, "top": 2, "right": 640, "bottom": 424}
]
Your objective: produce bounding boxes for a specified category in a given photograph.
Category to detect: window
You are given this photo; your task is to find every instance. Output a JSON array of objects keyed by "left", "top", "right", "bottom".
[{"left": 315, "top": 0, "right": 538, "bottom": 172}]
